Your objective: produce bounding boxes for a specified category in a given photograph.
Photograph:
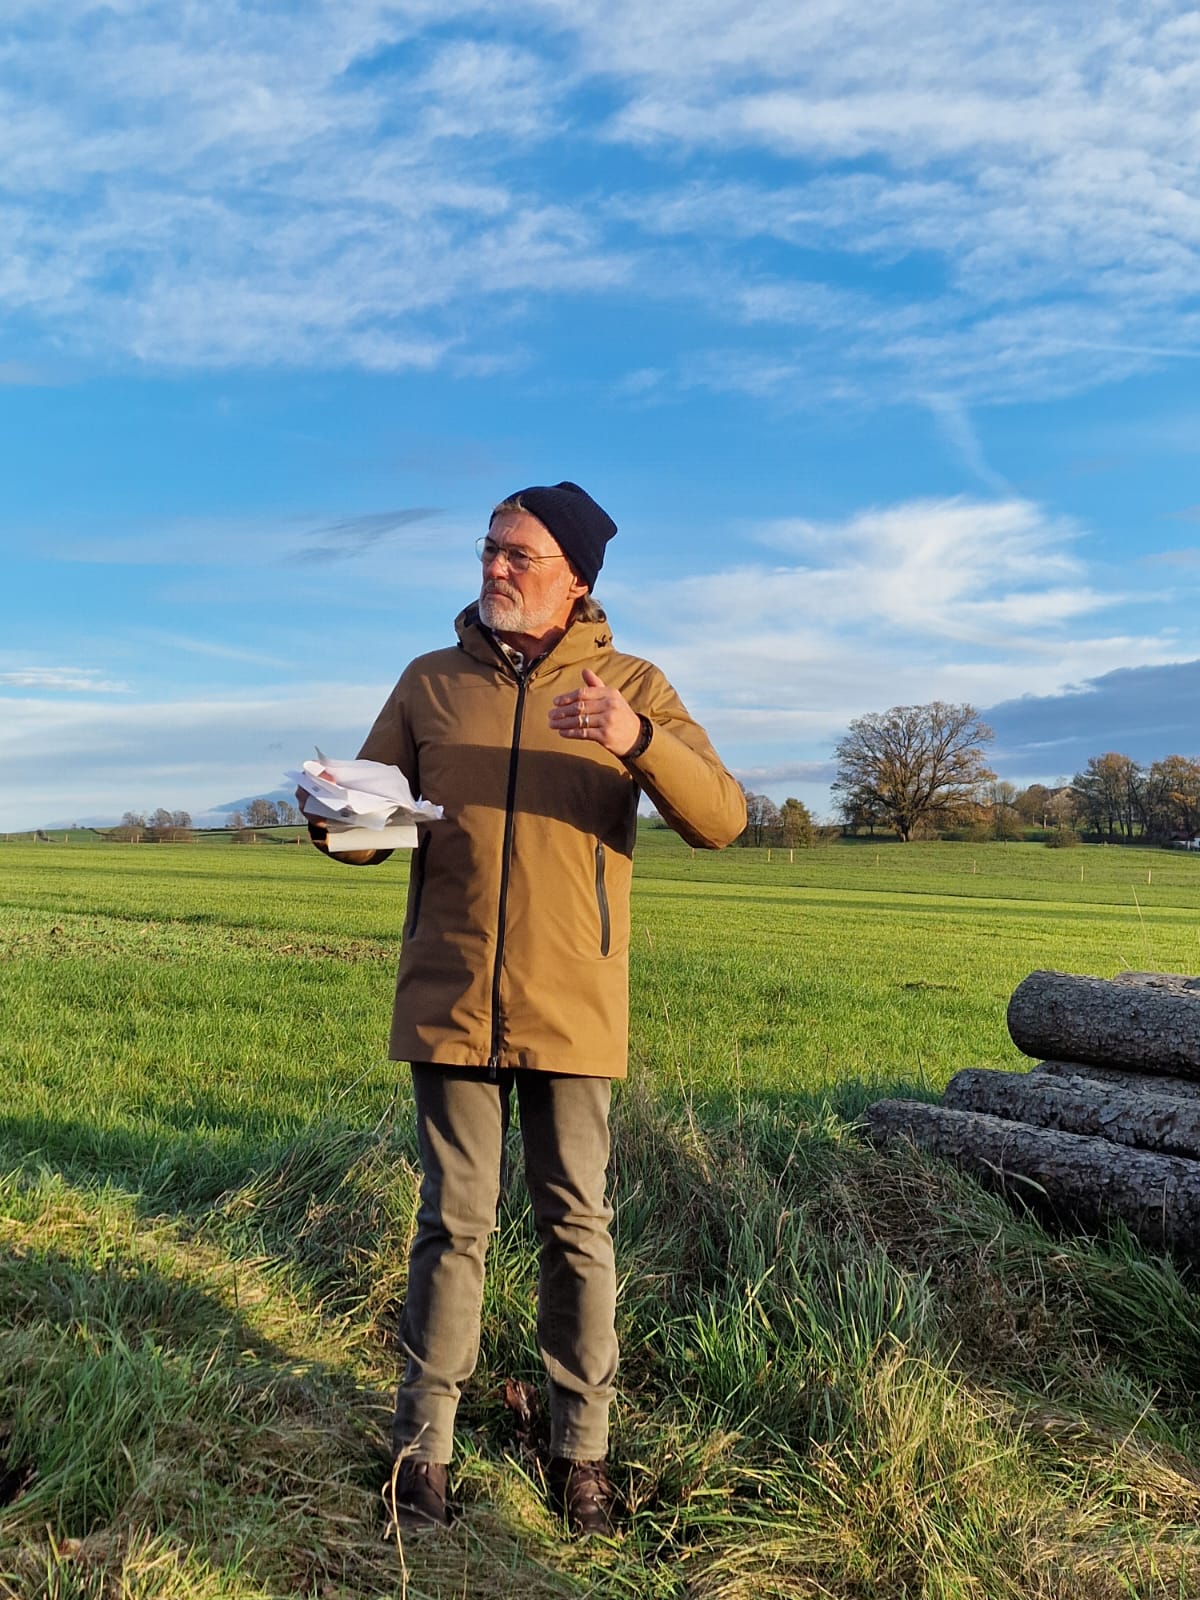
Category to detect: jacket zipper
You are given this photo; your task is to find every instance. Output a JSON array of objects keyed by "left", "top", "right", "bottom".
[
  {"left": 594, "top": 841, "right": 611, "bottom": 957},
  {"left": 488, "top": 666, "right": 528, "bottom": 1077}
]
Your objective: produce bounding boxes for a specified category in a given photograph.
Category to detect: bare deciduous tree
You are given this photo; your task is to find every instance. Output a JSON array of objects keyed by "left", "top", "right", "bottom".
[
  {"left": 739, "top": 788, "right": 780, "bottom": 847},
  {"left": 1141, "top": 756, "right": 1200, "bottom": 841},
  {"left": 1072, "top": 752, "right": 1142, "bottom": 839},
  {"left": 832, "top": 703, "right": 995, "bottom": 843},
  {"left": 114, "top": 810, "right": 146, "bottom": 842},
  {"left": 244, "top": 797, "right": 281, "bottom": 828}
]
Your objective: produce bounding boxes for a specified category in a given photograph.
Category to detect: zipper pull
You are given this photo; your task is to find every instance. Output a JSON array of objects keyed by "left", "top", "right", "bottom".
[{"left": 487, "top": 1053, "right": 499, "bottom": 1081}]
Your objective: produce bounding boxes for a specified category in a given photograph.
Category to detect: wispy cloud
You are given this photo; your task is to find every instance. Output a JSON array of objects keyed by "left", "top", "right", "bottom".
[
  {"left": 289, "top": 507, "right": 442, "bottom": 564},
  {"left": 130, "top": 632, "right": 291, "bottom": 667},
  {"left": 0, "top": 667, "right": 130, "bottom": 692},
  {"left": 47, "top": 508, "right": 466, "bottom": 583},
  {"left": 924, "top": 394, "right": 1010, "bottom": 493}
]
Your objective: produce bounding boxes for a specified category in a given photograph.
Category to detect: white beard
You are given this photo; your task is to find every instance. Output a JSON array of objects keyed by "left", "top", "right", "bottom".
[
  {"left": 479, "top": 583, "right": 563, "bottom": 635},
  {"left": 478, "top": 588, "right": 522, "bottom": 631}
]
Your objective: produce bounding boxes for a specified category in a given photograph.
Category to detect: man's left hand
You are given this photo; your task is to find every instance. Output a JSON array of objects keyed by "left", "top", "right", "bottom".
[{"left": 550, "top": 668, "right": 643, "bottom": 757}]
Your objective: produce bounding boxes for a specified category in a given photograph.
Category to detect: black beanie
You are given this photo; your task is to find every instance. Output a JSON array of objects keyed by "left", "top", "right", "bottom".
[{"left": 500, "top": 480, "right": 617, "bottom": 591}]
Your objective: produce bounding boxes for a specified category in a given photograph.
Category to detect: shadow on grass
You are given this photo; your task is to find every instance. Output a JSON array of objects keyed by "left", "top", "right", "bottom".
[
  {"left": 0, "top": 1091, "right": 418, "bottom": 1212},
  {"left": 0, "top": 1225, "right": 407, "bottom": 1597}
]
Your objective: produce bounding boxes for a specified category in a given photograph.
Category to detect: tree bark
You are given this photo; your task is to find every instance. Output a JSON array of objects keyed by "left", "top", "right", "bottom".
[
  {"left": 1111, "top": 971, "right": 1200, "bottom": 1000},
  {"left": 943, "top": 1066, "right": 1200, "bottom": 1160},
  {"left": 863, "top": 1098, "right": 1200, "bottom": 1258},
  {"left": 1006, "top": 970, "right": 1200, "bottom": 1078},
  {"left": 1031, "top": 1060, "right": 1200, "bottom": 1103}
]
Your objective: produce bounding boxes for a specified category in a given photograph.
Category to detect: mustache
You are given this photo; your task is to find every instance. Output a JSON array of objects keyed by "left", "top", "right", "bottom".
[{"left": 482, "top": 580, "right": 519, "bottom": 600}]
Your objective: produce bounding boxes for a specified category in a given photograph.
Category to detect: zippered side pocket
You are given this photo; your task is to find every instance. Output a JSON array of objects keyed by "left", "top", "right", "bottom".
[
  {"left": 594, "top": 841, "right": 611, "bottom": 957},
  {"left": 405, "top": 831, "right": 430, "bottom": 938}
]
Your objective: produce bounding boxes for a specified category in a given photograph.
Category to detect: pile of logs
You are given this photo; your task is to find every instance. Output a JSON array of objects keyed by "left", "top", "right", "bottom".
[{"left": 865, "top": 969, "right": 1200, "bottom": 1260}]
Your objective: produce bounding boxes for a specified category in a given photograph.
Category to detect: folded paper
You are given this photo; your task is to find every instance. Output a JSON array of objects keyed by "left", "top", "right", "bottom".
[{"left": 287, "top": 751, "right": 442, "bottom": 852}]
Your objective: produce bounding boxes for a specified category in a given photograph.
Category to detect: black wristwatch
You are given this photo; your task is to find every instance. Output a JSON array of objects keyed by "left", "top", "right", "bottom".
[{"left": 622, "top": 715, "right": 654, "bottom": 761}]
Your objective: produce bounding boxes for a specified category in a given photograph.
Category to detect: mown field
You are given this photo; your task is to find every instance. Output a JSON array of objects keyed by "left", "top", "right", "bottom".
[{"left": 2, "top": 834, "right": 1200, "bottom": 1598}]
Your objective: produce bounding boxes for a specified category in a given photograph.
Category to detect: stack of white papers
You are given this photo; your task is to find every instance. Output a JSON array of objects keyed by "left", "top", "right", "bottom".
[{"left": 288, "top": 752, "right": 443, "bottom": 853}]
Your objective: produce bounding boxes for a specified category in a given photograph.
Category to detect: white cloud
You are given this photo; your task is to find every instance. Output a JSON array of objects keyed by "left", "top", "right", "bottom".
[
  {"left": 9, "top": 486, "right": 1200, "bottom": 827},
  {"left": 0, "top": 681, "right": 394, "bottom": 830},
  {"left": 605, "top": 493, "right": 1200, "bottom": 788},
  {"left": 701, "top": 497, "right": 1093, "bottom": 642},
  {"left": 0, "top": 3, "right": 1197, "bottom": 403},
  {"left": 589, "top": 1, "right": 1200, "bottom": 401}
]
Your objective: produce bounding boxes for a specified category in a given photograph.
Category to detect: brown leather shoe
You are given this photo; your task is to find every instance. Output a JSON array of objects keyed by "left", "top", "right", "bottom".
[
  {"left": 383, "top": 1458, "right": 450, "bottom": 1529},
  {"left": 548, "top": 1457, "right": 617, "bottom": 1537}
]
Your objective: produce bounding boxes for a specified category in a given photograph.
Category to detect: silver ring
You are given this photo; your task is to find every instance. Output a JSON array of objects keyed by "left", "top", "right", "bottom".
[{"left": 582, "top": 711, "right": 589, "bottom": 730}]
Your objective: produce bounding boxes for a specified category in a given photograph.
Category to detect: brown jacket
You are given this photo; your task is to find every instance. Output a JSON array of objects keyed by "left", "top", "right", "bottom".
[{"left": 355, "top": 605, "right": 745, "bottom": 1078}]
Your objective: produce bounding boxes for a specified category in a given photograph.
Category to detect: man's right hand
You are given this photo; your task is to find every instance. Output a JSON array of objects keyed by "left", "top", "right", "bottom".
[
  {"left": 299, "top": 789, "right": 388, "bottom": 865},
  {"left": 297, "top": 787, "right": 331, "bottom": 854}
]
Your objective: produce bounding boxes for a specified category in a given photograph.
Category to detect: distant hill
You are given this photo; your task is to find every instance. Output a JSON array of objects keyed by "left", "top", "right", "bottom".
[{"left": 194, "top": 787, "right": 302, "bottom": 827}]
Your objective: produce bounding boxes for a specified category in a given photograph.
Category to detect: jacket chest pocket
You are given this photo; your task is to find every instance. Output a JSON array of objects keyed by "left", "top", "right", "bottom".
[{"left": 594, "top": 842, "right": 611, "bottom": 958}]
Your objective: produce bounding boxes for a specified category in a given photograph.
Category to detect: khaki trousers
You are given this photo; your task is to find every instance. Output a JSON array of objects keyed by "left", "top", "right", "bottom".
[{"left": 393, "top": 1065, "right": 618, "bottom": 1464}]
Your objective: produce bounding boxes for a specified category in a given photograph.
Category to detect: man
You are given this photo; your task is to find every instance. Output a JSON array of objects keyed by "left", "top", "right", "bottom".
[{"left": 310, "top": 481, "right": 744, "bottom": 1535}]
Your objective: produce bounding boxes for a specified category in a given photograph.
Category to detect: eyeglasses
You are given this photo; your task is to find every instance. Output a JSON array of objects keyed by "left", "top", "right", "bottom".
[{"left": 475, "top": 536, "right": 567, "bottom": 575}]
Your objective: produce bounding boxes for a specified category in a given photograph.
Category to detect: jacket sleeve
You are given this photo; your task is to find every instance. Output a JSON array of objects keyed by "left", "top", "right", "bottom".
[
  {"left": 620, "top": 664, "right": 746, "bottom": 850},
  {"left": 311, "top": 674, "right": 419, "bottom": 868},
  {"left": 356, "top": 671, "right": 420, "bottom": 786}
]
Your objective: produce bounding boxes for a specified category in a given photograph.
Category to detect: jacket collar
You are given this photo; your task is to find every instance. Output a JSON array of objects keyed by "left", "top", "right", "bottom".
[{"left": 454, "top": 603, "right": 613, "bottom": 675}]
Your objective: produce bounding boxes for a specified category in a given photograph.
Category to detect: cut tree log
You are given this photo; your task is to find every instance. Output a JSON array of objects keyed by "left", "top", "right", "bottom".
[
  {"left": 1031, "top": 1060, "right": 1200, "bottom": 1103},
  {"left": 1112, "top": 971, "right": 1200, "bottom": 999},
  {"left": 1007, "top": 970, "right": 1200, "bottom": 1078},
  {"left": 943, "top": 1066, "right": 1200, "bottom": 1160},
  {"left": 864, "top": 1098, "right": 1200, "bottom": 1257}
]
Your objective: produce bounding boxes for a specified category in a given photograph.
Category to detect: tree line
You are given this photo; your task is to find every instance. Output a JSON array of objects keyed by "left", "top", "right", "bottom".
[
  {"left": 829, "top": 701, "right": 1200, "bottom": 846},
  {"left": 737, "top": 791, "right": 815, "bottom": 848},
  {"left": 109, "top": 798, "right": 301, "bottom": 841},
  {"left": 111, "top": 809, "right": 193, "bottom": 842},
  {"left": 225, "top": 798, "right": 301, "bottom": 830},
  {"left": 105, "top": 729, "right": 1200, "bottom": 852},
  {"left": 1069, "top": 752, "right": 1200, "bottom": 843}
]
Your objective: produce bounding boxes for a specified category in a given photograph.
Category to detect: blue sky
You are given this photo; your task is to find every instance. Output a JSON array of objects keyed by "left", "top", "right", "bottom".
[{"left": 3, "top": 1, "right": 1200, "bottom": 830}]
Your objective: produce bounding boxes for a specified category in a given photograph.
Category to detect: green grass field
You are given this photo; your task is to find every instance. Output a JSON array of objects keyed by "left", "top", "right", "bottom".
[{"left": 3, "top": 834, "right": 1200, "bottom": 1597}]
